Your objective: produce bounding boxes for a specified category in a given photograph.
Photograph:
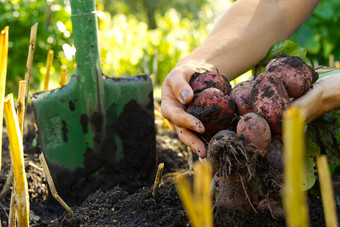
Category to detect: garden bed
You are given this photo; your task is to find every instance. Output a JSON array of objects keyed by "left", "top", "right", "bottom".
[{"left": 0, "top": 104, "right": 338, "bottom": 226}]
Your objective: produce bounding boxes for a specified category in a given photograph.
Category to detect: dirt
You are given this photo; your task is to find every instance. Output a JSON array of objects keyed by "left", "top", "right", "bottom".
[{"left": 0, "top": 103, "right": 338, "bottom": 226}]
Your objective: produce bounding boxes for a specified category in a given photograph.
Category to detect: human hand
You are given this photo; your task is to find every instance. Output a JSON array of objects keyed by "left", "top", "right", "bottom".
[{"left": 161, "top": 62, "right": 210, "bottom": 158}]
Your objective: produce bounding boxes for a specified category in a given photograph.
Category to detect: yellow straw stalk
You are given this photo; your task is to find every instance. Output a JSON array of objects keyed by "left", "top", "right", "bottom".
[
  {"left": 175, "top": 161, "right": 213, "bottom": 227},
  {"left": 317, "top": 155, "right": 338, "bottom": 227},
  {"left": 43, "top": 49, "right": 54, "bottom": 91},
  {"left": 283, "top": 107, "right": 309, "bottom": 227},
  {"left": 0, "top": 26, "right": 9, "bottom": 172},
  {"left": 59, "top": 65, "right": 67, "bottom": 87},
  {"left": 4, "top": 94, "right": 29, "bottom": 226}
]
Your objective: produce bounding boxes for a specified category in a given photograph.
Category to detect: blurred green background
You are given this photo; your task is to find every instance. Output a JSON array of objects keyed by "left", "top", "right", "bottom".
[{"left": 0, "top": 0, "right": 339, "bottom": 96}]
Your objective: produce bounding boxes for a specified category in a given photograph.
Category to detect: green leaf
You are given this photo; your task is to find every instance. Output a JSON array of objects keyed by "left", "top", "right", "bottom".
[
  {"left": 315, "top": 67, "right": 340, "bottom": 79},
  {"left": 260, "top": 40, "right": 308, "bottom": 65},
  {"left": 303, "top": 157, "right": 317, "bottom": 190},
  {"left": 307, "top": 115, "right": 340, "bottom": 165},
  {"left": 305, "top": 136, "right": 321, "bottom": 157}
]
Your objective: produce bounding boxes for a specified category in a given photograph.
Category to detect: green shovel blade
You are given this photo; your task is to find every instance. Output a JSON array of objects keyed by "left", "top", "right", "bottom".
[{"left": 31, "top": 0, "right": 156, "bottom": 177}]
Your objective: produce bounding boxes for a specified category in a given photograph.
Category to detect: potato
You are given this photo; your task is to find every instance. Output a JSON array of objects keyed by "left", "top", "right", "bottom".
[
  {"left": 189, "top": 71, "right": 232, "bottom": 95},
  {"left": 252, "top": 72, "right": 290, "bottom": 134},
  {"left": 265, "top": 136, "right": 283, "bottom": 171},
  {"left": 207, "top": 130, "right": 238, "bottom": 172},
  {"left": 187, "top": 88, "right": 235, "bottom": 140},
  {"left": 236, "top": 112, "right": 271, "bottom": 152},
  {"left": 214, "top": 175, "right": 248, "bottom": 210},
  {"left": 229, "top": 80, "right": 255, "bottom": 116},
  {"left": 266, "top": 53, "right": 319, "bottom": 98}
]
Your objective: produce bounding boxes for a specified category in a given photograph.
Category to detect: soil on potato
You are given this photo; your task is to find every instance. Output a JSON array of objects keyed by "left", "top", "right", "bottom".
[{"left": 0, "top": 104, "right": 338, "bottom": 226}]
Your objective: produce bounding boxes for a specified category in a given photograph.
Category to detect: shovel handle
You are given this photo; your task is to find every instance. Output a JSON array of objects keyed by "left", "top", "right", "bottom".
[{"left": 70, "top": 0, "right": 105, "bottom": 117}]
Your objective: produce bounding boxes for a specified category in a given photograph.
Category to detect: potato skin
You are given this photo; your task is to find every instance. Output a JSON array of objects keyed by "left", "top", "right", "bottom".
[
  {"left": 229, "top": 80, "right": 254, "bottom": 116},
  {"left": 189, "top": 71, "right": 232, "bottom": 95},
  {"left": 266, "top": 53, "right": 319, "bottom": 98},
  {"left": 265, "top": 136, "right": 284, "bottom": 171},
  {"left": 214, "top": 176, "right": 248, "bottom": 210},
  {"left": 236, "top": 112, "right": 271, "bottom": 152},
  {"left": 187, "top": 88, "right": 236, "bottom": 140},
  {"left": 252, "top": 72, "right": 290, "bottom": 134},
  {"left": 207, "top": 130, "right": 238, "bottom": 172}
]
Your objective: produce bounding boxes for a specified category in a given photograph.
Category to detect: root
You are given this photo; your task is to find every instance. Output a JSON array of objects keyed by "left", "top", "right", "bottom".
[{"left": 239, "top": 174, "right": 257, "bottom": 214}]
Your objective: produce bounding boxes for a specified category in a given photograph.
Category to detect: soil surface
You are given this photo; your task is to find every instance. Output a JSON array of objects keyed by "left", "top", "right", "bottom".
[{"left": 0, "top": 104, "right": 338, "bottom": 226}]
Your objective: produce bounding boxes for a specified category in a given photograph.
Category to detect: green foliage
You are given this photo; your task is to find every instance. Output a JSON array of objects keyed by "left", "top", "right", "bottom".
[
  {"left": 102, "top": 0, "right": 209, "bottom": 29},
  {"left": 0, "top": 0, "right": 74, "bottom": 94},
  {"left": 261, "top": 40, "right": 308, "bottom": 65},
  {"left": 1, "top": 0, "right": 228, "bottom": 93},
  {"left": 254, "top": 40, "right": 308, "bottom": 76},
  {"left": 98, "top": 1, "right": 226, "bottom": 84},
  {"left": 290, "top": 0, "right": 340, "bottom": 65}
]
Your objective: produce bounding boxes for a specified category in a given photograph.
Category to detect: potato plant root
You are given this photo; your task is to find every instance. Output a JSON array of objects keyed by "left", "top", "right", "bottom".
[{"left": 207, "top": 130, "right": 284, "bottom": 215}]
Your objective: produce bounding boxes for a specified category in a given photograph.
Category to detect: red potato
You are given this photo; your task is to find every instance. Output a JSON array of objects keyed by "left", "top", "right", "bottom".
[
  {"left": 229, "top": 80, "right": 255, "bottom": 116},
  {"left": 266, "top": 53, "right": 319, "bottom": 98},
  {"left": 265, "top": 136, "right": 283, "bottom": 171},
  {"left": 189, "top": 71, "right": 232, "bottom": 95},
  {"left": 187, "top": 88, "right": 236, "bottom": 140},
  {"left": 214, "top": 176, "right": 248, "bottom": 210},
  {"left": 236, "top": 112, "right": 271, "bottom": 152},
  {"left": 207, "top": 130, "right": 238, "bottom": 172},
  {"left": 252, "top": 72, "right": 290, "bottom": 134}
]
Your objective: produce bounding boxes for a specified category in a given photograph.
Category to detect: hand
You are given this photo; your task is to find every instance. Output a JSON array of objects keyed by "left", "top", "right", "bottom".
[{"left": 161, "top": 62, "right": 210, "bottom": 158}]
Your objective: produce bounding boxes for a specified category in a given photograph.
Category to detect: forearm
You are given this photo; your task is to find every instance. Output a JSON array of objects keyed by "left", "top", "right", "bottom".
[{"left": 180, "top": 0, "right": 320, "bottom": 81}]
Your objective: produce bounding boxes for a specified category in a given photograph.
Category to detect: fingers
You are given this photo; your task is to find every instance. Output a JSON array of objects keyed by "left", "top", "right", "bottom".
[
  {"left": 174, "top": 125, "right": 207, "bottom": 158},
  {"left": 164, "top": 67, "right": 195, "bottom": 105},
  {"left": 161, "top": 97, "right": 205, "bottom": 134},
  {"left": 161, "top": 67, "right": 205, "bottom": 133},
  {"left": 160, "top": 64, "right": 207, "bottom": 158}
]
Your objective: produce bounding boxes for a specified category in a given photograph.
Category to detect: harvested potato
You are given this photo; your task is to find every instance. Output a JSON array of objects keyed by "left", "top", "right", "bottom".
[
  {"left": 214, "top": 176, "right": 248, "bottom": 210},
  {"left": 236, "top": 112, "right": 271, "bottom": 152},
  {"left": 265, "top": 136, "right": 283, "bottom": 171},
  {"left": 187, "top": 88, "right": 235, "bottom": 140},
  {"left": 189, "top": 71, "right": 232, "bottom": 95},
  {"left": 229, "top": 80, "right": 254, "bottom": 116},
  {"left": 266, "top": 53, "right": 319, "bottom": 98},
  {"left": 252, "top": 72, "right": 290, "bottom": 134},
  {"left": 207, "top": 130, "right": 238, "bottom": 172}
]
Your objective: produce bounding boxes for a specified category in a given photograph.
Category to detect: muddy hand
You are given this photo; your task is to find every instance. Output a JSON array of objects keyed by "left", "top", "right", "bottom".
[{"left": 161, "top": 65, "right": 207, "bottom": 158}]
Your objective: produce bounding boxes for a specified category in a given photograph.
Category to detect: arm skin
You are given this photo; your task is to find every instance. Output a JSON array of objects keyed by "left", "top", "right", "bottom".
[{"left": 161, "top": 0, "right": 321, "bottom": 158}]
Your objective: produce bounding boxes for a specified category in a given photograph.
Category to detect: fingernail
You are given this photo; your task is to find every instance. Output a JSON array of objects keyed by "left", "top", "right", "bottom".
[{"left": 180, "top": 89, "right": 190, "bottom": 104}]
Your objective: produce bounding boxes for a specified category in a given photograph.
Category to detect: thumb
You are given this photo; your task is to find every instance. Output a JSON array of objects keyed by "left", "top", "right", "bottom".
[{"left": 166, "top": 69, "right": 194, "bottom": 105}]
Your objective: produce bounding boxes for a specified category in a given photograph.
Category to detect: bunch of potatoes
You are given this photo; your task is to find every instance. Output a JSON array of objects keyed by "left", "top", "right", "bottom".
[
  {"left": 186, "top": 53, "right": 319, "bottom": 212},
  {"left": 187, "top": 53, "right": 318, "bottom": 164}
]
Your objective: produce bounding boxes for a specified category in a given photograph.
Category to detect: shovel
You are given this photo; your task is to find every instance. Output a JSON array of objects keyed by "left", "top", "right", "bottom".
[{"left": 31, "top": 0, "right": 156, "bottom": 187}]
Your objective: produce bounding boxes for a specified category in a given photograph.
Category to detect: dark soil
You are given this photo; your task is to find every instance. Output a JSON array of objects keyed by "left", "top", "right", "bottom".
[{"left": 0, "top": 103, "right": 338, "bottom": 226}]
